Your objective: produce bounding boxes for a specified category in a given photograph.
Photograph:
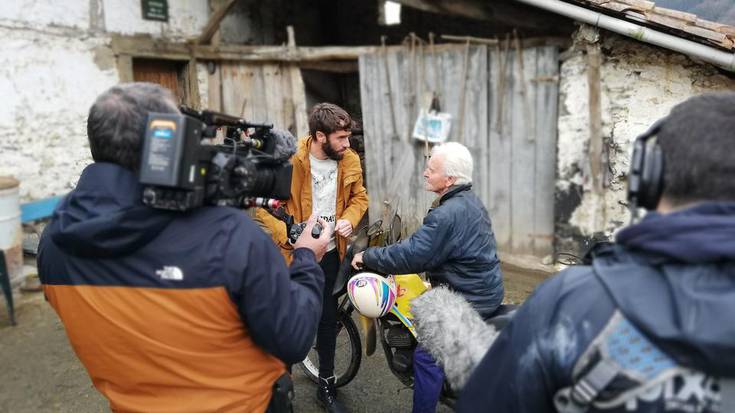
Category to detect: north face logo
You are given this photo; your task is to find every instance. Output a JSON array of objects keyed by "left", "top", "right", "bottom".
[{"left": 156, "top": 266, "right": 184, "bottom": 281}]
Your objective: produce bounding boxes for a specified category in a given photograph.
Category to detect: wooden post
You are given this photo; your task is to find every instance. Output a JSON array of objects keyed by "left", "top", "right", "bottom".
[
  {"left": 587, "top": 42, "right": 604, "bottom": 194},
  {"left": 185, "top": 52, "right": 201, "bottom": 109},
  {"left": 116, "top": 55, "right": 134, "bottom": 83},
  {"left": 206, "top": 0, "right": 226, "bottom": 111},
  {"left": 287, "top": 26, "right": 309, "bottom": 137}
]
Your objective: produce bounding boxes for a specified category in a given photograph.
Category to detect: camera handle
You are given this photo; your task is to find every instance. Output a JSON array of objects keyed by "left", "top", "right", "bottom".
[
  {"left": 264, "top": 206, "right": 323, "bottom": 244},
  {"left": 311, "top": 223, "right": 323, "bottom": 238}
]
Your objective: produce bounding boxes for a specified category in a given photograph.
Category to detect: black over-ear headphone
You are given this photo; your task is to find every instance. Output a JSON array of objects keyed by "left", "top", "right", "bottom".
[{"left": 627, "top": 119, "right": 666, "bottom": 211}]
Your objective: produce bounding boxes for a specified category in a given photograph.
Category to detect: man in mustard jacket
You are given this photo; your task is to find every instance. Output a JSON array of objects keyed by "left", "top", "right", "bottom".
[{"left": 255, "top": 103, "right": 368, "bottom": 413}]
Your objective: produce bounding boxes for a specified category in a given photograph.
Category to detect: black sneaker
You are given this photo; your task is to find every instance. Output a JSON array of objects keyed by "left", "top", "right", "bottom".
[{"left": 316, "top": 376, "right": 347, "bottom": 413}]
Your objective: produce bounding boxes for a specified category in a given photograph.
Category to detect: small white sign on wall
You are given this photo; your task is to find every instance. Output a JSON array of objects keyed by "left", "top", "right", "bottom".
[{"left": 412, "top": 110, "right": 452, "bottom": 143}]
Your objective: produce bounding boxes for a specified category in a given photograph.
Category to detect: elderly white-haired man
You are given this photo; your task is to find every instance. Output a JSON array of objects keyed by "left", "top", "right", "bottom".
[{"left": 352, "top": 141, "right": 504, "bottom": 413}]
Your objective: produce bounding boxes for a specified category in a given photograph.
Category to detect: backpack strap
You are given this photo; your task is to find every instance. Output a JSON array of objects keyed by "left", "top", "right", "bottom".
[
  {"left": 553, "top": 311, "right": 682, "bottom": 413},
  {"left": 554, "top": 358, "right": 621, "bottom": 413}
]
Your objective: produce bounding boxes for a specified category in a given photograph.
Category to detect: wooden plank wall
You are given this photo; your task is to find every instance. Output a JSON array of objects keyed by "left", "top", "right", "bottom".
[
  {"left": 358, "top": 44, "right": 487, "bottom": 233},
  {"left": 359, "top": 44, "right": 559, "bottom": 258},
  {"left": 216, "top": 61, "right": 308, "bottom": 138}
]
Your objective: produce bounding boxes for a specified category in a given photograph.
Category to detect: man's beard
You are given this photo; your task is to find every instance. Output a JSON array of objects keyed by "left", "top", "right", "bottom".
[{"left": 322, "top": 140, "right": 344, "bottom": 161}]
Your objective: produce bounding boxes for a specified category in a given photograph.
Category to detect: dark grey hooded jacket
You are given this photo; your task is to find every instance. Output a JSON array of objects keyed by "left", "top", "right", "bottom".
[{"left": 458, "top": 202, "right": 735, "bottom": 412}]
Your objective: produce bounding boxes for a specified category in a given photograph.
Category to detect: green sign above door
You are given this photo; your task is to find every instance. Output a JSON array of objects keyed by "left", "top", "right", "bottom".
[{"left": 142, "top": 0, "right": 169, "bottom": 22}]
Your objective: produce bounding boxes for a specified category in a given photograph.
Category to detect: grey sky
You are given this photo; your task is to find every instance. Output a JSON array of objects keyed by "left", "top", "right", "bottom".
[{"left": 655, "top": 0, "right": 735, "bottom": 25}]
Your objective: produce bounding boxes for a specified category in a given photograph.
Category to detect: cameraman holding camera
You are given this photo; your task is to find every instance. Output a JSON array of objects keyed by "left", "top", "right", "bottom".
[
  {"left": 255, "top": 103, "right": 368, "bottom": 413},
  {"left": 38, "top": 82, "right": 331, "bottom": 413}
]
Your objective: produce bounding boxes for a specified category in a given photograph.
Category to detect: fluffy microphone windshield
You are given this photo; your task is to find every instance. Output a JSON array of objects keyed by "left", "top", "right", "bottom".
[
  {"left": 268, "top": 128, "right": 297, "bottom": 162},
  {"left": 411, "top": 287, "right": 500, "bottom": 390}
]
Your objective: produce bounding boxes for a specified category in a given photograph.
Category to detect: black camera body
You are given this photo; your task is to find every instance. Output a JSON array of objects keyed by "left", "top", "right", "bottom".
[{"left": 139, "top": 108, "right": 294, "bottom": 211}]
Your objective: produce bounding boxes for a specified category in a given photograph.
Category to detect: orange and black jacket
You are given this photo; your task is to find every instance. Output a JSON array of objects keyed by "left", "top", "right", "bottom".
[{"left": 38, "top": 162, "right": 325, "bottom": 413}]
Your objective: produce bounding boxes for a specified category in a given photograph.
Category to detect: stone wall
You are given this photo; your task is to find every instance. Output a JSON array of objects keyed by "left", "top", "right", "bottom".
[
  {"left": 0, "top": 0, "right": 209, "bottom": 202},
  {"left": 556, "top": 25, "right": 735, "bottom": 255}
]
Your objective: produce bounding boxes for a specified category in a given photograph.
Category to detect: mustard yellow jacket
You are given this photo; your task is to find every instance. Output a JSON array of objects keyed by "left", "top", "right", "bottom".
[{"left": 254, "top": 136, "right": 369, "bottom": 263}]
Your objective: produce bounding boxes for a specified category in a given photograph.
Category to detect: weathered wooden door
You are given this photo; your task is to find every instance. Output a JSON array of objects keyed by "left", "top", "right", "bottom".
[
  {"left": 359, "top": 44, "right": 559, "bottom": 259},
  {"left": 133, "top": 59, "right": 184, "bottom": 103},
  {"left": 209, "top": 62, "right": 308, "bottom": 138}
]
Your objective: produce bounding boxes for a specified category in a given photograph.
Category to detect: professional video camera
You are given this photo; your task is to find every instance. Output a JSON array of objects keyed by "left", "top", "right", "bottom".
[{"left": 139, "top": 106, "right": 296, "bottom": 212}]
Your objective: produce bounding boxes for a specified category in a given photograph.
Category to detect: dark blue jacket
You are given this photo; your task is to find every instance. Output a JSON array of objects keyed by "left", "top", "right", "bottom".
[
  {"left": 458, "top": 202, "right": 735, "bottom": 412},
  {"left": 363, "top": 185, "right": 504, "bottom": 318},
  {"left": 39, "top": 163, "right": 324, "bottom": 365}
]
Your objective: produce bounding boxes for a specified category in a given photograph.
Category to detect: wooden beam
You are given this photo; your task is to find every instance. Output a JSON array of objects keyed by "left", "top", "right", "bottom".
[
  {"left": 111, "top": 34, "right": 191, "bottom": 60},
  {"left": 112, "top": 34, "right": 377, "bottom": 62},
  {"left": 298, "top": 61, "right": 359, "bottom": 73},
  {"left": 393, "top": 0, "right": 571, "bottom": 32},
  {"left": 441, "top": 34, "right": 499, "bottom": 45},
  {"left": 197, "top": 0, "right": 238, "bottom": 45},
  {"left": 193, "top": 45, "right": 378, "bottom": 62},
  {"left": 116, "top": 32, "right": 579, "bottom": 67}
]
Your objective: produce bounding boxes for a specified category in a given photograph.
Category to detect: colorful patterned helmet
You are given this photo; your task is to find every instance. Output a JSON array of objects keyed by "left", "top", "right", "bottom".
[{"left": 347, "top": 272, "right": 397, "bottom": 318}]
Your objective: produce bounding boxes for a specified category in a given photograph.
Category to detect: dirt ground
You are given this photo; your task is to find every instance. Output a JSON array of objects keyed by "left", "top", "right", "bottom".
[
  {"left": 0, "top": 263, "right": 548, "bottom": 412},
  {"left": 500, "top": 263, "right": 550, "bottom": 304}
]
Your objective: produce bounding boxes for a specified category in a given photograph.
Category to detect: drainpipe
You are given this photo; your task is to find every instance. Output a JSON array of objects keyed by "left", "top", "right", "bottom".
[{"left": 514, "top": 0, "right": 735, "bottom": 72}]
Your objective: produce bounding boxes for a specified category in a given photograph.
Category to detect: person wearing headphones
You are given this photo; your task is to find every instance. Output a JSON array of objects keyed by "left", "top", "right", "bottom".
[{"left": 457, "top": 92, "right": 735, "bottom": 412}]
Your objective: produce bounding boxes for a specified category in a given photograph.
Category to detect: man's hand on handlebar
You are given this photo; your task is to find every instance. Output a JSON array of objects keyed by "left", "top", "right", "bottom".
[
  {"left": 293, "top": 215, "right": 331, "bottom": 262},
  {"left": 351, "top": 251, "right": 365, "bottom": 270}
]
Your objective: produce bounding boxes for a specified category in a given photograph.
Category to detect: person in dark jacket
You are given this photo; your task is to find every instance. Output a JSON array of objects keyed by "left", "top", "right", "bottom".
[
  {"left": 38, "top": 82, "right": 331, "bottom": 413},
  {"left": 352, "top": 141, "right": 504, "bottom": 413},
  {"left": 458, "top": 92, "right": 735, "bottom": 413}
]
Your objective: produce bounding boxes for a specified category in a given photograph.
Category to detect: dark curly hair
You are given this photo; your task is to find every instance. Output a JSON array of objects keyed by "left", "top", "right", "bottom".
[{"left": 308, "top": 102, "right": 352, "bottom": 139}]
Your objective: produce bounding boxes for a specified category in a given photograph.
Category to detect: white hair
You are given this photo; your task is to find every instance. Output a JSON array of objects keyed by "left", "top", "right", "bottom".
[{"left": 431, "top": 142, "right": 473, "bottom": 185}]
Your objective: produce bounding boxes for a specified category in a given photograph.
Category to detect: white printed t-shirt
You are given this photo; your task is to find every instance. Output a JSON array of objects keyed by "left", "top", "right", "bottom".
[{"left": 309, "top": 154, "right": 338, "bottom": 251}]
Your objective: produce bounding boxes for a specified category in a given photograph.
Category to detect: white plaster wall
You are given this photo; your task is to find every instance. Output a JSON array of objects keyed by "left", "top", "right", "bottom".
[
  {"left": 104, "top": 0, "right": 208, "bottom": 39},
  {"left": 0, "top": 28, "right": 119, "bottom": 200},
  {"left": 0, "top": 0, "right": 209, "bottom": 202},
  {"left": 0, "top": 0, "right": 89, "bottom": 29},
  {"left": 557, "top": 26, "right": 735, "bottom": 239}
]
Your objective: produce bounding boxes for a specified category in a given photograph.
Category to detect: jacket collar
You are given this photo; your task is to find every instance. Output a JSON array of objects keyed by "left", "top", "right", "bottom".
[
  {"left": 439, "top": 184, "right": 472, "bottom": 205},
  {"left": 295, "top": 135, "right": 361, "bottom": 178},
  {"left": 294, "top": 136, "right": 313, "bottom": 166},
  {"left": 615, "top": 201, "right": 735, "bottom": 264}
]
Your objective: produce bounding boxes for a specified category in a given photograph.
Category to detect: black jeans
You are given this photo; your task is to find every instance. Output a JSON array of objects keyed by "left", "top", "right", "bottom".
[{"left": 316, "top": 249, "right": 340, "bottom": 378}]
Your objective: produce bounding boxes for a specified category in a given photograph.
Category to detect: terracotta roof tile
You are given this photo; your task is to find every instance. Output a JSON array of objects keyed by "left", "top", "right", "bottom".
[{"left": 574, "top": 0, "right": 735, "bottom": 50}]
